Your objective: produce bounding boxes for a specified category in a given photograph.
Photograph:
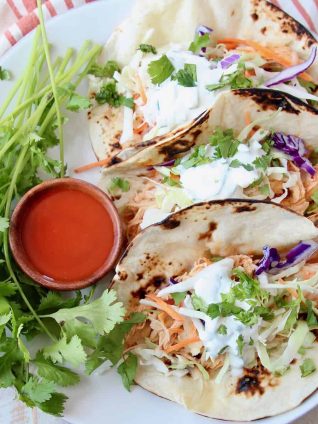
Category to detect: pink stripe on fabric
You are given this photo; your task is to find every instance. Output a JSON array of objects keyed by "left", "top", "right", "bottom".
[
  {"left": 4, "top": 29, "right": 17, "bottom": 45},
  {"left": 46, "top": 0, "right": 57, "bottom": 16},
  {"left": 270, "top": 0, "right": 281, "bottom": 8},
  {"left": 7, "top": 0, "right": 23, "bottom": 19},
  {"left": 22, "top": 0, "right": 36, "bottom": 13},
  {"left": 314, "top": 0, "right": 318, "bottom": 11},
  {"left": 292, "top": 0, "right": 317, "bottom": 33},
  {"left": 64, "top": 0, "right": 74, "bottom": 8},
  {"left": 17, "top": 12, "right": 39, "bottom": 35}
]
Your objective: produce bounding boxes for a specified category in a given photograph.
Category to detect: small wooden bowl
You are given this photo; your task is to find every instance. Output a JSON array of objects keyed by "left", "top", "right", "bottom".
[{"left": 9, "top": 178, "right": 124, "bottom": 291}]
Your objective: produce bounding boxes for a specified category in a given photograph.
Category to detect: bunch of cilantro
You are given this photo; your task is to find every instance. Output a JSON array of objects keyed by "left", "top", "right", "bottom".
[{"left": 0, "top": 7, "right": 140, "bottom": 417}]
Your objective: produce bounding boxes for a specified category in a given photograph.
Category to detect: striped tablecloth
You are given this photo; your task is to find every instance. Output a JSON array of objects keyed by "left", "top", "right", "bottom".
[{"left": 0, "top": 0, "right": 318, "bottom": 423}]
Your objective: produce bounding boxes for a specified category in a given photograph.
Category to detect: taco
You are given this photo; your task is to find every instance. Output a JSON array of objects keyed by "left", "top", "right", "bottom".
[
  {"left": 87, "top": 0, "right": 318, "bottom": 166},
  {"left": 112, "top": 200, "right": 318, "bottom": 421},
  {"left": 99, "top": 89, "right": 318, "bottom": 241}
]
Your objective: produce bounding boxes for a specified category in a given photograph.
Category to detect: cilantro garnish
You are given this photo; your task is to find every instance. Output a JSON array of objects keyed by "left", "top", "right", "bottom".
[
  {"left": 95, "top": 80, "right": 134, "bottom": 108},
  {"left": 171, "top": 292, "right": 187, "bottom": 306},
  {"left": 300, "top": 358, "right": 316, "bottom": 377},
  {"left": 0, "top": 66, "right": 10, "bottom": 81},
  {"left": 191, "top": 293, "right": 208, "bottom": 313},
  {"left": 138, "top": 44, "right": 157, "bottom": 54},
  {"left": 162, "top": 176, "right": 181, "bottom": 187},
  {"left": 180, "top": 145, "right": 212, "bottom": 169},
  {"left": 57, "top": 83, "right": 91, "bottom": 111},
  {"left": 237, "top": 335, "right": 244, "bottom": 355},
  {"left": 148, "top": 54, "right": 175, "bottom": 85},
  {"left": 253, "top": 155, "right": 272, "bottom": 170},
  {"left": 174, "top": 63, "right": 197, "bottom": 87},
  {"left": 206, "top": 63, "right": 253, "bottom": 91},
  {"left": 189, "top": 33, "right": 211, "bottom": 54},
  {"left": 0, "top": 216, "right": 9, "bottom": 232},
  {"left": 217, "top": 324, "right": 228, "bottom": 335},
  {"left": 109, "top": 177, "right": 130, "bottom": 194},
  {"left": 89, "top": 60, "right": 121, "bottom": 78},
  {"left": 209, "top": 128, "right": 240, "bottom": 159},
  {"left": 230, "top": 159, "right": 254, "bottom": 171},
  {"left": 306, "top": 300, "right": 318, "bottom": 328}
]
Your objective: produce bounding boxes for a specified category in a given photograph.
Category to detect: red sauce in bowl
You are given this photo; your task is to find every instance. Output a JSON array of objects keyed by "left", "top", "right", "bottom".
[{"left": 10, "top": 178, "right": 123, "bottom": 290}]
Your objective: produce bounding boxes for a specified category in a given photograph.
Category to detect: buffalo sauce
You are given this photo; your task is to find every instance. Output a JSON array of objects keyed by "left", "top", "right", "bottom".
[{"left": 20, "top": 187, "right": 114, "bottom": 282}]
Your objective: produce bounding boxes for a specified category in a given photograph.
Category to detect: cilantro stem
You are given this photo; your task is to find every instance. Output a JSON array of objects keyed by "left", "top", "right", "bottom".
[{"left": 36, "top": 0, "right": 64, "bottom": 177}]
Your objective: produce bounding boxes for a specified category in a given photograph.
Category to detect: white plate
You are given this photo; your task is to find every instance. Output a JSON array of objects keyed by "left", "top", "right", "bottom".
[{"left": 0, "top": 1, "right": 318, "bottom": 423}]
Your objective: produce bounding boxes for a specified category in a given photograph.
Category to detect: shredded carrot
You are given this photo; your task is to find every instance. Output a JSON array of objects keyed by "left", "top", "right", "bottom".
[
  {"left": 287, "top": 287, "right": 298, "bottom": 298},
  {"left": 74, "top": 158, "right": 109, "bottom": 173},
  {"left": 147, "top": 294, "right": 185, "bottom": 322},
  {"left": 244, "top": 111, "right": 252, "bottom": 125},
  {"left": 165, "top": 336, "right": 200, "bottom": 353},
  {"left": 168, "top": 327, "right": 183, "bottom": 335},
  {"left": 217, "top": 38, "right": 313, "bottom": 82},
  {"left": 136, "top": 74, "right": 147, "bottom": 105},
  {"left": 245, "top": 69, "right": 255, "bottom": 78},
  {"left": 158, "top": 312, "right": 167, "bottom": 324},
  {"left": 134, "top": 121, "right": 149, "bottom": 134}
]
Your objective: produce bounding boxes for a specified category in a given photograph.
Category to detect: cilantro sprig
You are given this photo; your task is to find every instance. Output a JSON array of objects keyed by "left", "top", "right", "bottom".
[
  {"left": 206, "top": 63, "right": 253, "bottom": 91},
  {"left": 95, "top": 80, "right": 134, "bottom": 108}
]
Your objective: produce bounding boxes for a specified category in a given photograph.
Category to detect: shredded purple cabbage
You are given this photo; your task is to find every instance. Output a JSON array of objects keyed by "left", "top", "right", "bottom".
[
  {"left": 169, "top": 277, "right": 179, "bottom": 285},
  {"left": 147, "top": 159, "right": 175, "bottom": 171},
  {"left": 272, "top": 132, "right": 316, "bottom": 176},
  {"left": 220, "top": 54, "right": 240, "bottom": 70},
  {"left": 265, "top": 46, "right": 317, "bottom": 88},
  {"left": 255, "top": 241, "right": 318, "bottom": 275},
  {"left": 195, "top": 25, "right": 213, "bottom": 36}
]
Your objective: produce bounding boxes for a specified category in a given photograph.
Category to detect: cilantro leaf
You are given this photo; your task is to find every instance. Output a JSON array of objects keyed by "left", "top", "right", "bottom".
[
  {"left": 117, "top": 353, "right": 138, "bottom": 391},
  {"left": 43, "top": 335, "right": 87, "bottom": 367},
  {"left": 109, "top": 177, "right": 130, "bottom": 194},
  {"left": 207, "top": 63, "right": 252, "bottom": 91},
  {"left": 57, "top": 83, "right": 91, "bottom": 111},
  {"left": 253, "top": 155, "right": 272, "bottom": 170},
  {"left": 95, "top": 80, "right": 134, "bottom": 108},
  {"left": 35, "top": 352, "right": 80, "bottom": 387},
  {"left": 217, "top": 324, "right": 227, "bottom": 335},
  {"left": 89, "top": 60, "right": 121, "bottom": 78},
  {"left": 209, "top": 128, "right": 240, "bottom": 159},
  {"left": 192, "top": 293, "right": 208, "bottom": 312},
  {"left": 189, "top": 33, "right": 211, "bottom": 54},
  {"left": 0, "top": 217, "right": 9, "bottom": 232},
  {"left": 21, "top": 376, "right": 56, "bottom": 404},
  {"left": 174, "top": 64, "right": 197, "bottom": 87},
  {"left": 44, "top": 290, "right": 125, "bottom": 335},
  {"left": 230, "top": 160, "right": 254, "bottom": 171},
  {"left": 148, "top": 54, "right": 175, "bottom": 85},
  {"left": 180, "top": 145, "right": 211, "bottom": 169},
  {"left": 138, "top": 44, "right": 157, "bottom": 54},
  {"left": 37, "top": 392, "right": 68, "bottom": 417},
  {"left": 86, "top": 312, "right": 146, "bottom": 374},
  {"left": 0, "top": 66, "right": 10, "bottom": 81},
  {"left": 300, "top": 358, "right": 316, "bottom": 377},
  {"left": 237, "top": 335, "right": 244, "bottom": 355},
  {"left": 38, "top": 291, "right": 82, "bottom": 313},
  {"left": 306, "top": 300, "right": 318, "bottom": 328},
  {"left": 171, "top": 292, "right": 186, "bottom": 306}
]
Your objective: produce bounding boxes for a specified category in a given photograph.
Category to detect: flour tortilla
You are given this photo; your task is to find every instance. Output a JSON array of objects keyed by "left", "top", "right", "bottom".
[
  {"left": 89, "top": 0, "right": 318, "bottom": 165},
  {"left": 99, "top": 88, "right": 318, "bottom": 215},
  {"left": 112, "top": 200, "right": 318, "bottom": 421}
]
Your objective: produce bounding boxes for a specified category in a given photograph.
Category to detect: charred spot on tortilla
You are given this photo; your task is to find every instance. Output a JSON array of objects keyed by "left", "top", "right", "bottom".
[
  {"left": 118, "top": 270, "right": 128, "bottom": 281},
  {"left": 236, "top": 364, "right": 275, "bottom": 397},
  {"left": 132, "top": 275, "right": 166, "bottom": 298},
  {"left": 261, "top": 26, "right": 267, "bottom": 34},
  {"left": 161, "top": 218, "right": 180, "bottom": 230},
  {"left": 251, "top": 12, "right": 258, "bottom": 21},
  {"left": 136, "top": 272, "right": 144, "bottom": 281},
  {"left": 109, "top": 156, "right": 122, "bottom": 166},
  {"left": 158, "top": 139, "right": 196, "bottom": 157},
  {"left": 234, "top": 205, "right": 257, "bottom": 213},
  {"left": 198, "top": 222, "right": 217, "bottom": 240},
  {"left": 234, "top": 89, "right": 318, "bottom": 115},
  {"left": 264, "top": 0, "right": 316, "bottom": 47}
]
